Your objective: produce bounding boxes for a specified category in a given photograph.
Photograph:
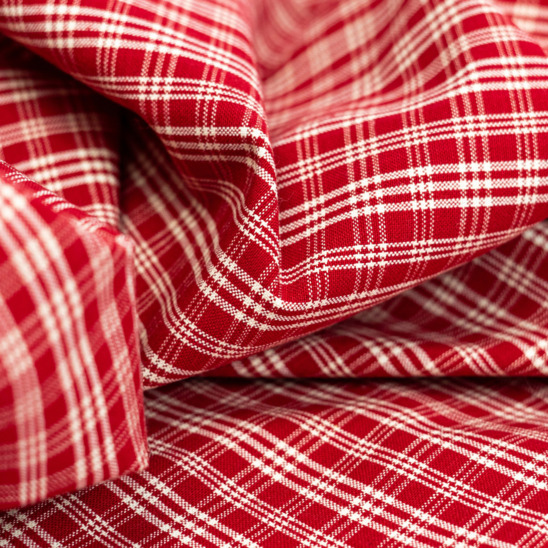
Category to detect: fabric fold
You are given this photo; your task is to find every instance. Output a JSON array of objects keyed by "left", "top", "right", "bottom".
[
  {"left": 1, "top": 0, "right": 548, "bottom": 386},
  {"left": 0, "top": 162, "right": 148, "bottom": 510},
  {"left": 212, "top": 219, "right": 548, "bottom": 378}
]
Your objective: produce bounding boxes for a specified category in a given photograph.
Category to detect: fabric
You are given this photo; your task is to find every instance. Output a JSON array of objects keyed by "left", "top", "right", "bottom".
[
  {"left": 0, "top": 161, "right": 148, "bottom": 510},
  {"left": 3, "top": 377, "right": 548, "bottom": 547},
  {"left": 1, "top": 0, "right": 548, "bottom": 544},
  {"left": 3, "top": 0, "right": 548, "bottom": 387},
  {"left": 214, "top": 219, "right": 548, "bottom": 379}
]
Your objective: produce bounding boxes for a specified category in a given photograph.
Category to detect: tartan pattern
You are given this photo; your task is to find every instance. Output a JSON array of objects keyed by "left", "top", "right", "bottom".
[
  {"left": 2, "top": 0, "right": 548, "bottom": 386},
  {"left": 0, "top": 36, "right": 123, "bottom": 229},
  {"left": 0, "top": 0, "right": 547, "bottom": 540},
  {"left": 2, "top": 377, "right": 548, "bottom": 547},
  {"left": 214, "top": 219, "right": 548, "bottom": 378},
  {"left": 0, "top": 161, "right": 148, "bottom": 510}
]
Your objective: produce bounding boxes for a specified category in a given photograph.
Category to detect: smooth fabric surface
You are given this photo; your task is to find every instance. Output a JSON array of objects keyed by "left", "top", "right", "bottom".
[{"left": 1, "top": 0, "right": 548, "bottom": 545}]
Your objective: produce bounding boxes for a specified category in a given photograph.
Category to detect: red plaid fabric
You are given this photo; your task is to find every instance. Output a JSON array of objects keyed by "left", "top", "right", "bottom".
[
  {"left": 0, "top": 36, "right": 149, "bottom": 510},
  {"left": 3, "top": 377, "right": 548, "bottom": 547},
  {"left": 2, "top": 0, "right": 548, "bottom": 387},
  {"left": 0, "top": 160, "right": 148, "bottom": 510},
  {"left": 213, "top": 219, "right": 548, "bottom": 378},
  {"left": 1, "top": 0, "right": 548, "bottom": 543}
]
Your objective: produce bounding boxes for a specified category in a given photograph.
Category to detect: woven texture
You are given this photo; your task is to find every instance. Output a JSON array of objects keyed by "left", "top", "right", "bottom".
[
  {"left": 3, "top": 377, "right": 548, "bottom": 547},
  {"left": 213, "top": 219, "right": 548, "bottom": 378},
  {"left": 1, "top": 0, "right": 548, "bottom": 543},
  {"left": 0, "top": 162, "right": 148, "bottom": 510},
  {"left": 2, "top": 0, "right": 548, "bottom": 387}
]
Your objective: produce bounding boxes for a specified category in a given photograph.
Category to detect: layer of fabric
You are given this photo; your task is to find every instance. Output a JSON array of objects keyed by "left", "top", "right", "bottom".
[
  {"left": 0, "top": 162, "right": 148, "bottom": 510},
  {"left": 212, "top": 218, "right": 548, "bottom": 378},
  {"left": 0, "top": 32, "right": 150, "bottom": 509},
  {"left": 2, "top": 377, "right": 548, "bottom": 547},
  {"left": 1, "top": 0, "right": 548, "bottom": 386}
]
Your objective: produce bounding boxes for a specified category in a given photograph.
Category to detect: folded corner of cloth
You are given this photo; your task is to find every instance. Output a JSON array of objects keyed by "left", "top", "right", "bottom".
[
  {"left": 0, "top": 162, "right": 149, "bottom": 510},
  {"left": 2, "top": 0, "right": 548, "bottom": 544}
]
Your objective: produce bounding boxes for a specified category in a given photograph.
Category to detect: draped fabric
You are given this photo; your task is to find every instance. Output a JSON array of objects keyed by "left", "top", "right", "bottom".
[{"left": 1, "top": 0, "right": 548, "bottom": 545}]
